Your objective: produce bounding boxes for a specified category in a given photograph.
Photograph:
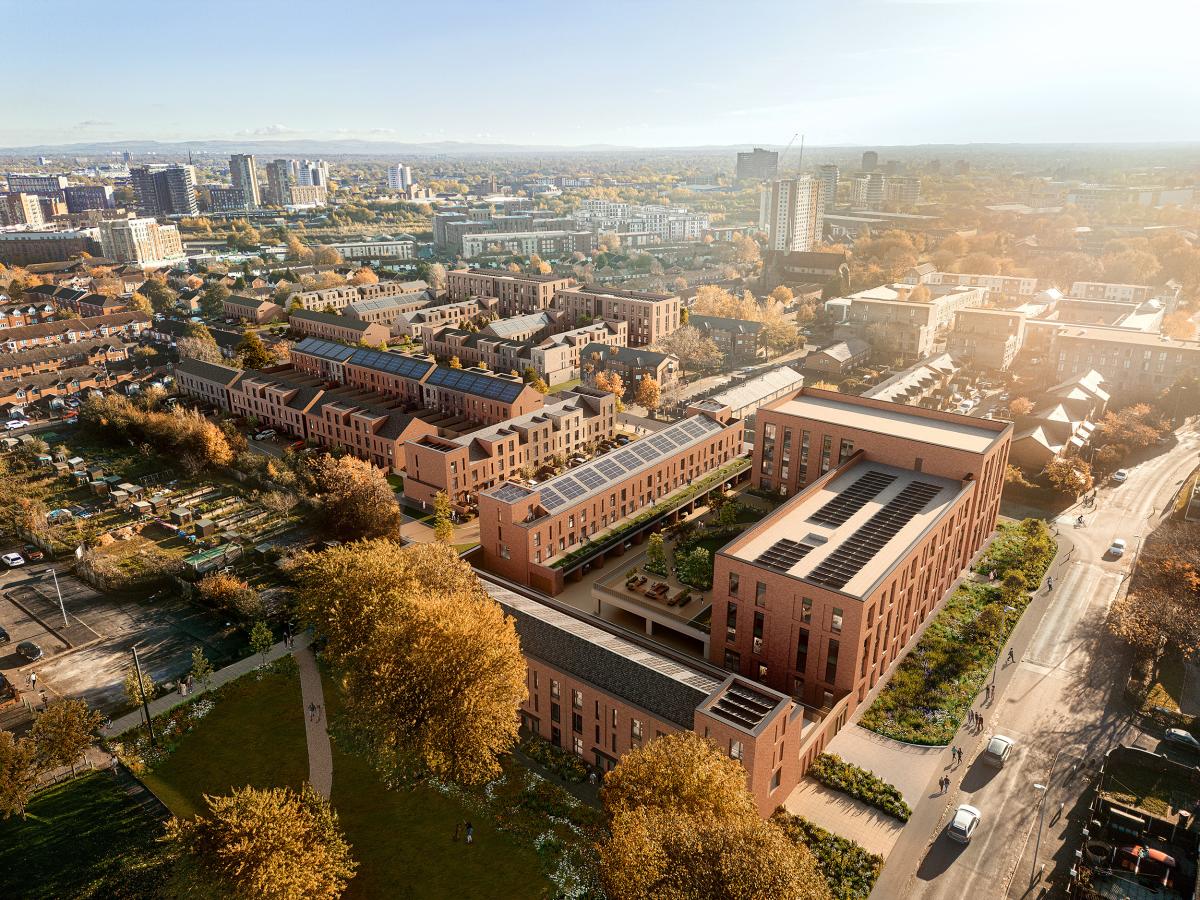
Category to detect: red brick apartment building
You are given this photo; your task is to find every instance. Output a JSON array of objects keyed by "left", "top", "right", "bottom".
[
  {"left": 404, "top": 386, "right": 616, "bottom": 511},
  {"left": 710, "top": 388, "right": 1010, "bottom": 714},
  {"left": 488, "top": 577, "right": 830, "bottom": 816},
  {"left": 447, "top": 268, "right": 574, "bottom": 316},
  {"left": 288, "top": 310, "right": 390, "bottom": 347},
  {"left": 554, "top": 286, "right": 682, "bottom": 347},
  {"left": 0, "top": 312, "right": 150, "bottom": 352},
  {"left": 479, "top": 412, "right": 745, "bottom": 595}
]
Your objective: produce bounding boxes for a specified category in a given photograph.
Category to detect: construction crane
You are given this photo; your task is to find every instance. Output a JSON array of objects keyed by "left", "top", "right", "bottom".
[{"left": 777, "top": 132, "right": 806, "bottom": 175}]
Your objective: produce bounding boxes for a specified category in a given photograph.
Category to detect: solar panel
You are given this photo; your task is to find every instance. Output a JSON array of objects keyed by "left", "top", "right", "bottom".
[
  {"left": 680, "top": 419, "right": 707, "bottom": 439},
  {"left": 808, "top": 470, "right": 898, "bottom": 528},
  {"left": 576, "top": 468, "right": 605, "bottom": 490},
  {"left": 708, "top": 682, "right": 778, "bottom": 729},
  {"left": 295, "top": 337, "right": 357, "bottom": 361},
  {"left": 539, "top": 487, "right": 565, "bottom": 509},
  {"left": 427, "top": 367, "right": 523, "bottom": 403},
  {"left": 632, "top": 443, "right": 659, "bottom": 463},
  {"left": 614, "top": 450, "right": 640, "bottom": 469},
  {"left": 492, "top": 483, "right": 530, "bottom": 503},
  {"left": 806, "top": 481, "right": 944, "bottom": 590},
  {"left": 557, "top": 477, "right": 586, "bottom": 500},
  {"left": 756, "top": 539, "right": 816, "bottom": 573},
  {"left": 596, "top": 459, "right": 625, "bottom": 480},
  {"left": 649, "top": 435, "right": 674, "bottom": 453}
]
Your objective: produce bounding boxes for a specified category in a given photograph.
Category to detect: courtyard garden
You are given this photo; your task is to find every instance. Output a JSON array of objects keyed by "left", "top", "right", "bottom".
[{"left": 858, "top": 518, "right": 1057, "bottom": 745}]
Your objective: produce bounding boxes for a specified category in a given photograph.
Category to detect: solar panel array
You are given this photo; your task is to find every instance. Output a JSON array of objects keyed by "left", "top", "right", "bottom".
[
  {"left": 806, "top": 481, "right": 944, "bottom": 591},
  {"left": 347, "top": 349, "right": 436, "bottom": 381},
  {"left": 492, "top": 483, "right": 532, "bottom": 503},
  {"left": 531, "top": 416, "right": 725, "bottom": 513},
  {"left": 808, "top": 470, "right": 898, "bottom": 528},
  {"left": 756, "top": 539, "right": 816, "bottom": 574},
  {"left": 709, "top": 681, "right": 779, "bottom": 730},
  {"left": 426, "top": 367, "right": 525, "bottom": 403},
  {"left": 293, "top": 337, "right": 357, "bottom": 362}
]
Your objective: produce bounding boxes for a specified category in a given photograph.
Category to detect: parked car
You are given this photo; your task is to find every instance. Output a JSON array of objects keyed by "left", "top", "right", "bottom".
[
  {"left": 1112, "top": 469, "right": 1128, "bottom": 484},
  {"left": 1, "top": 553, "right": 25, "bottom": 568},
  {"left": 982, "top": 735, "right": 1014, "bottom": 767},
  {"left": 947, "top": 805, "right": 981, "bottom": 843},
  {"left": 21, "top": 544, "right": 43, "bottom": 562},
  {"left": 5, "top": 420, "right": 25, "bottom": 431},
  {"left": 253, "top": 429, "right": 277, "bottom": 441},
  {"left": 1164, "top": 728, "right": 1200, "bottom": 753},
  {"left": 15, "top": 640, "right": 43, "bottom": 662},
  {"left": 1107, "top": 538, "right": 1127, "bottom": 558},
  {"left": 1112, "top": 845, "right": 1176, "bottom": 887},
  {"left": 0, "top": 625, "right": 10, "bottom": 644},
  {"left": 615, "top": 435, "right": 632, "bottom": 446}
]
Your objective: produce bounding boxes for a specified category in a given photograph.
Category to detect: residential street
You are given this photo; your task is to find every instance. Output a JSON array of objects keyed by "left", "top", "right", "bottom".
[{"left": 874, "top": 426, "right": 1200, "bottom": 900}]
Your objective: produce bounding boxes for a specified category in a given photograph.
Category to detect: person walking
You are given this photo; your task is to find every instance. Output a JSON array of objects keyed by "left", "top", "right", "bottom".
[
  {"left": 465, "top": 822, "right": 474, "bottom": 845},
  {"left": 1007, "top": 647, "right": 1015, "bottom": 664},
  {"left": 308, "top": 702, "right": 316, "bottom": 721},
  {"left": 1047, "top": 576, "right": 1053, "bottom": 592},
  {"left": 29, "top": 672, "right": 37, "bottom": 689}
]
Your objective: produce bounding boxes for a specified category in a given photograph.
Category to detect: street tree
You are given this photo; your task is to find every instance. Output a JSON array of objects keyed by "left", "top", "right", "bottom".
[
  {"left": 1008, "top": 397, "right": 1035, "bottom": 417},
  {"left": 167, "top": 784, "right": 356, "bottom": 900},
  {"left": 123, "top": 665, "right": 159, "bottom": 708},
  {"left": 1045, "top": 457, "right": 1093, "bottom": 496},
  {"left": 190, "top": 645, "right": 214, "bottom": 690},
  {"left": 0, "top": 731, "right": 39, "bottom": 819},
  {"left": 30, "top": 699, "right": 102, "bottom": 774},
  {"left": 633, "top": 377, "right": 660, "bottom": 414},
  {"left": 249, "top": 620, "right": 273, "bottom": 664},
  {"left": 292, "top": 541, "right": 527, "bottom": 785},
  {"left": 432, "top": 490, "right": 454, "bottom": 544}
]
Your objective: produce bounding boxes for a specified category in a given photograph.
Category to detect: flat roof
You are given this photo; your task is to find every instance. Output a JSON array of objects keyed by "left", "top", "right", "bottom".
[
  {"left": 771, "top": 394, "right": 1000, "bottom": 455},
  {"left": 728, "top": 460, "right": 966, "bottom": 599}
]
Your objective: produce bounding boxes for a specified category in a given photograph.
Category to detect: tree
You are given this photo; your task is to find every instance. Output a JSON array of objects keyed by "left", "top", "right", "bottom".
[
  {"left": 140, "top": 276, "right": 178, "bottom": 313},
  {"left": 306, "top": 454, "right": 401, "bottom": 541},
  {"left": 0, "top": 731, "right": 39, "bottom": 820},
  {"left": 957, "top": 252, "right": 1000, "bottom": 276},
  {"left": 190, "top": 645, "right": 214, "bottom": 690},
  {"left": 198, "top": 572, "right": 265, "bottom": 619},
  {"left": 1162, "top": 311, "right": 1196, "bottom": 341},
  {"left": 432, "top": 490, "right": 454, "bottom": 544},
  {"left": 732, "top": 235, "right": 761, "bottom": 267},
  {"left": 250, "top": 620, "right": 273, "bottom": 664},
  {"left": 768, "top": 285, "right": 794, "bottom": 306},
  {"left": 760, "top": 317, "right": 802, "bottom": 358},
  {"left": 293, "top": 541, "right": 527, "bottom": 785},
  {"left": 167, "top": 784, "right": 356, "bottom": 900},
  {"left": 30, "top": 699, "right": 102, "bottom": 774},
  {"left": 1008, "top": 397, "right": 1035, "bottom": 417},
  {"left": 599, "top": 733, "right": 828, "bottom": 900},
  {"left": 521, "top": 365, "right": 549, "bottom": 394},
  {"left": 677, "top": 547, "right": 712, "bottom": 589},
  {"left": 426, "top": 263, "right": 447, "bottom": 293},
  {"left": 653, "top": 326, "right": 723, "bottom": 375},
  {"left": 594, "top": 370, "right": 627, "bottom": 399},
  {"left": 1005, "top": 464, "right": 1034, "bottom": 488},
  {"left": 200, "top": 283, "right": 231, "bottom": 318},
  {"left": 237, "top": 331, "right": 274, "bottom": 369},
  {"left": 286, "top": 235, "right": 313, "bottom": 263},
  {"left": 1045, "top": 457, "right": 1093, "bottom": 496},
  {"left": 312, "top": 245, "right": 344, "bottom": 266},
  {"left": 127, "top": 291, "right": 153, "bottom": 315},
  {"left": 350, "top": 266, "right": 378, "bottom": 285},
  {"left": 178, "top": 336, "right": 225, "bottom": 364},
  {"left": 448, "top": 356, "right": 462, "bottom": 369},
  {"left": 633, "top": 377, "right": 660, "bottom": 414},
  {"left": 907, "top": 283, "right": 932, "bottom": 302},
  {"left": 599, "top": 232, "right": 621, "bottom": 252},
  {"left": 124, "top": 665, "right": 158, "bottom": 708},
  {"left": 645, "top": 532, "right": 667, "bottom": 575}
]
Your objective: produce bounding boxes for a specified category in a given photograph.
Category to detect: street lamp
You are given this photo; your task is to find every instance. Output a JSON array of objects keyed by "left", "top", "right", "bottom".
[
  {"left": 43, "top": 568, "right": 67, "bottom": 629},
  {"left": 1031, "top": 782, "right": 1048, "bottom": 885}
]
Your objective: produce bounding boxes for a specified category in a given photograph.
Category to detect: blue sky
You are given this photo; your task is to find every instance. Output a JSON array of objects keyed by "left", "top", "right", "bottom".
[{"left": 2, "top": 0, "right": 1197, "bottom": 147}]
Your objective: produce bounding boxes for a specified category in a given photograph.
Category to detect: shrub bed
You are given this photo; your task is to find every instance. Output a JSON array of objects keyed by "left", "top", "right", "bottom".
[
  {"left": 771, "top": 809, "right": 883, "bottom": 900},
  {"left": 808, "top": 753, "right": 910, "bottom": 821},
  {"left": 520, "top": 735, "right": 588, "bottom": 783},
  {"left": 860, "top": 518, "right": 1057, "bottom": 745}
]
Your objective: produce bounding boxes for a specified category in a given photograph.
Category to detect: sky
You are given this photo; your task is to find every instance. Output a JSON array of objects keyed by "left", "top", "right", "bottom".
[{"left": 2, "top": 0, "right": 1198, "bottom": 149}]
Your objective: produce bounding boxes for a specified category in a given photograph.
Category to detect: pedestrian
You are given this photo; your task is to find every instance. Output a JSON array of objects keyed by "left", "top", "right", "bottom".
[
  {"left": 1047, "top": 576, "right": 1053, "bottom": 592},
  {"left": 588, "top": 771, "right": 598, "bottom": 786},
  {"left": 29, "top": 672, "right": 37, "bottom": 689},
  {"left": 1007, "top": 647, "right": 1015, "bottom": 664},
  {"left": 308, "top": 702, "right": 316, "bottom": 721},
  {"left": 465, "top": 822, "right": 474, "bottom": 845}
]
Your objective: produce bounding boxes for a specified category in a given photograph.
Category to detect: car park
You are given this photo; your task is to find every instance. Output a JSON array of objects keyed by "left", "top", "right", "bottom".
[
  {"left": 947, "top": 804, "right": 982, "bottom": 843},
  {"left": 1107, "top": 538, "right": 1127, "bottom": 558},
  {"left": 1112, "top": 469, "right": 1128, "bottom": 483},
  {"left": 982, "top": 734, "right": 1015, "bottom": 767},
  {"left": 16, "top": 640, "right": 43, "bottom": 662},
  {"left": 1, "top": 553, "right": 25, "bottom": 568},
  {"left": 1164, "top": 728, "right": 1200, "bottom": 753}
]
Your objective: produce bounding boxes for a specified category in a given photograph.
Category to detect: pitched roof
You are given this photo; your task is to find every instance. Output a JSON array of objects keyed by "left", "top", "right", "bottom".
[
  {"left": 175, "top": 357, "right": 241, "bottom": 385},
  {"left": 290, "top": 310, "right": 375, "bottom": 332}
]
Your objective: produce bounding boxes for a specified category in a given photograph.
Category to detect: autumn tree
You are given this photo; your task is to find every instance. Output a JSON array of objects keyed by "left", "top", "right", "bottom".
[
  {"left": 124, "top": 665, "right": 159, "bottom": 708},
  {"left": 237, "top": 330, "right": 274, "bottom": 369},
  {"left": 168, "top": 784, "right": 356, "bottom": 900},
  {"left": 1045, "top": 457, "right": 1093, "bottom": 496},
  {"left": 350, "top": 266, "right": 378, "bottom": 285},
  {"left": 1162, "top": 311, "right": 1196, "bottom": 341},
  {"left": 732, "top": 235, "right": 761, "bottom": 267},
  {"left": 140, "top": 276, "right": 178, "bottom": 313},
  {"left": 633, "top": 377, "right": 660, "bottom": 414},
  {"left": 432, "top": 490, "right": 454, "bottom": 543},
  {"left": 127, "top": 291, "right": 153, "bottom": 316},
  {"left": 190, "top": 645, "right": 214, "bottom": 690},
  {"left": 448, "top": 355, "right": 462, "bottom": 369},
  {"left": 200, "top": 283, "right": 231, "bottom": 318},
  {"left": 30, "top": 699, "right": 102, "bottom": 774},
  {"left": 305, "top": 454, "right": 401, "bottom": 541},
  {"left": 286, "top": 234, "right": 314, "bottom": 263},
  {"left": 768, "top": 285, "right": 794, "bottom": 306},
  {"left": 1008, "top": 397, "right": 1035, "bottom": 417},
  {"left": 594, "top": 370, "right": 627, "bottom": 399},
  {"left": 198, "top": 572, "right": 265, "bottom": 619},
  {"left": 426, "top": 262, "right": 447, "bottom": 293},
  {"left": 600, "top": 733, "right": 828, "bottom": 900},
  {"left": 957, "top": 252, "right": 1000, "bottom": 276},
  {"left": 522, "top": 365, "right": 549, "bottom": 394},
  {"left": 292, "top": 541, "right": 527, "bottom": 785},
  {"left": 653, "top": 325, "right": 723, "bottom": 375},
  {"left": 250, "top": 620, "right": 273, "bottom": 664},
  {"left": 312, "top": 245, "right": 344, "bottom": 266},
  {"left": 0, "top": 731, "right": 39, "bottom": 819},
  {"left": 1109, "top": 522, "right": 1200, "bottom": 656}
]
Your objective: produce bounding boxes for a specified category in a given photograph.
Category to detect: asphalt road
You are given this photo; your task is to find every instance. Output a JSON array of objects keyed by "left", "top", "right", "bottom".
[{"left": 877, "top": 426, "right": 1200, "bottom": 900}]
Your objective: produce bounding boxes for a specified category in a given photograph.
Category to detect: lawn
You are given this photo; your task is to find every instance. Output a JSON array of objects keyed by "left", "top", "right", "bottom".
[
  {"left": 859, "top": 519, "right": 1057, "bottom": 745},
  {"left": 137, "top": 663, "right": 553, "bottom": 900},
  {"left": 0, "top": 772, "right": 171, "bottom": 900}
]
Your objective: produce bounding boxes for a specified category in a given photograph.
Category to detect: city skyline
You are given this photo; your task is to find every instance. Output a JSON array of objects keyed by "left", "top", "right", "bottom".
[{"left": 3, "top": 0, "right": 1196, "bottom": 149}]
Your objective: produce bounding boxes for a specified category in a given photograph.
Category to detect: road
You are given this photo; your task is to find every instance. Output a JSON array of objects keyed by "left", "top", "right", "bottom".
[{"left": 878, "top": 426, "right": 1200, "bottom": 899}]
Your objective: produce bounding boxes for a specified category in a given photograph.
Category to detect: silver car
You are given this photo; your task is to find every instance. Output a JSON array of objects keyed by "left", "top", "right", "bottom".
[
  {"left": 947, "top": 805, "right": 982, "bottom": 843},
  {"left": 982, "top": 735, "right": 1014, "bottom": 767}
]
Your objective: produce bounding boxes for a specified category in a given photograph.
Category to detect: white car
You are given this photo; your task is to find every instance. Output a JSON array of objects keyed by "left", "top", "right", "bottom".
[
  {"left": 1107, "top": 538, "right": 1127, "bottom": 558},
  {"left": 5, "top": 420, "right": 25, "bottom": 431},
  {"left": 1112, "top": 469, "right": 1128, "bottom": 484},
  {"left": 947, "top": 804, "right": 982, "bottom": 843},
  {"left": 1164, "top": 728, "right": 1200, "bottom": 753},
  {"left": 1, "top": 552, "right": 26, "bottom": 568},
  {"left": 982, "top": 735, "right": 1015, "bottom": 767}
]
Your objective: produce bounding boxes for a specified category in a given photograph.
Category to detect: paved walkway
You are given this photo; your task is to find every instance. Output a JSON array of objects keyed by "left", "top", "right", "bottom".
[
  {"left": 297, "top": 645, "right": 333, "bottom": 799},
  {"left": 102, "top": 632, "right": 310, "bottom": 738},
  {"left": 783, "top": 781, "right": 904, "bottom": 857},
  {"left": 823, "top": 725, "right": 945, "bottom": 807}
]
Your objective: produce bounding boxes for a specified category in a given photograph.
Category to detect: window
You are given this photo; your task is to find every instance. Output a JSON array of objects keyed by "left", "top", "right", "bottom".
[
  {"left": 728, "top": 572, "right": 740, "bottom": 596},
  {"left": 724, "top": 649, "right": 741, "bottom": 672},
  {"left": 730, "top": 740, "right": 744, "bottom": 760},
  {"left": 820, "top": 435, "right": 832, "bottom": 474},
  {"left": 757, "top": 663, "right": 768, "bottom": 682},
  {"left": 551, "top": 703, "right": 561, "bottom": 723},
  {"left": 753, "top": 611, "right": 765, "bottom": 655},
  {"left": 726, "top": 603, "right": 738, "bottom": 643},
  {"left": 796, "top": 629, "right": 809, "bottom": 672},
  {"left": 572, "top": 712, "right": 583, "bottom": 733},
  {"left": 801, "top": 598, "right": 812, "bottom": 623},
  {"left": 573, "top": 736, "right": 584, "bottom": 756},
  {"left": 755, "top": 581, "right": 767, "bottom": 607},
  {"left": 832, "top": 607, "right": 843, "bottom": 633},
  {"left": 771, "top": 768, "right": 782, "bottom": 791},
  {"left": 631, "top": 719, "right": 643, "bottom": 741},
  {"left": 572, "top": 689, "right": 583, "bottom": 709},
  {"left": 825, "top": 638, "right": 840, "bottom": 683},
  {"left": 838, "top": 439, "right": 855, "bottom": 464}
]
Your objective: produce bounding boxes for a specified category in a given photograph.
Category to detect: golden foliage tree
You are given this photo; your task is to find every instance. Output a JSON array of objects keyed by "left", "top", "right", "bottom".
[
  {"left": 29, "top": 699, "right": 103, "bottom": 774},
  {"left": 350, "top": 266, "right": 378, "bottom": 285},
  {"left": 293, "top": 541, "right": 527, "bottom": 785},
  {"left": 0, "top": 731, "right": 39, "bottom": 819},
  {"left": 305, "top": 455, "right": 400, "bottom": 541},
  {"left": 593, "top": 370, "right": 627, "bottom": 399},
  {"left": 599, "top": 733, "right": 828, "bottom": 900},
  {"left": 432, "top": 490, "right": 454, "bottom": 543},
  {"left": 1044, "top": 457, "right": 1093, "bottom": 496},
  {"left": 633, "top": 377, "right": 660, "bottom": 412},
  {"left": 167, "top": 784, "right": 356, "bottom": 900}
]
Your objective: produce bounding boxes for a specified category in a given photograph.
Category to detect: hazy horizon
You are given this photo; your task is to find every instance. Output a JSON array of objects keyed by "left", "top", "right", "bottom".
[{"left": 5, "top": 0, "right": 1197, "bottom": 149}]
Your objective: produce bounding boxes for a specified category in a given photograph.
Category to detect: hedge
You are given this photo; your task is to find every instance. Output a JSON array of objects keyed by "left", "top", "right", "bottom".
[
  {"left": 771, "top": 809, "right": 883, "bottom": 900},
  {"left": 808, "top": 753, "right": 910, "bottom": 822}
]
